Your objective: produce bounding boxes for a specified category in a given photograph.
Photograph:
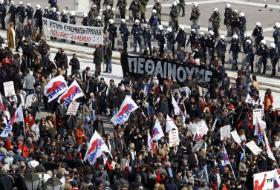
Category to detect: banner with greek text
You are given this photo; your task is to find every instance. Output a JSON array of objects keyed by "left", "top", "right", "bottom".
[
  {"left": 43, "top": 18, "right": 103, "bottom": 45},
  {"left": 122, "top": 55, "right": 222, "bottom": 85}
]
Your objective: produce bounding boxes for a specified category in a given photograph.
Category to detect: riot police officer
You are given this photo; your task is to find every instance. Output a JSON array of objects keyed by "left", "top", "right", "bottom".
[
  {"left": 230, "top": 34, "right": 241, "bottom": 70},
  {"left": 273, "top": 22, "right": 280, "bottom": 54},
  {"left": 269, "top": 42, "right": 279, "bottom": 76},
  {"left": 95, "top": 16, "right": 103, "bottom": 27},
  {"left": 230, "top": 9, "right": 239, "bottom": 35},
  {"left": 8, "top": 1, "right": 16, "bottom": 26},
  {"left": 92, "top": 0, "right": 101, "bottom": 12},
  {"left": 49, "top": 7, "right": 58, "bottom": 21},
  {"left": 252, "top": 22, "right": 264, "bottom": 47},
  {"left": 215, "top": 35, "right": 227, "bottom": 65},
  {"left": 43, "top": 7, "right": 50, "bottom": 18},
  {"left": 131, "top": 19, "right": 143, "bottom": 53},
  {"left": 129, "top": 0, "right": 141, "bottom": 21},
  {"left": 88, "top": 5, "right": 99, "bottom": 26},
  {"left": 148, "top": 9, "right": 159, "bottom": 36},
  {"left": 16, "top": 1, "right": 25, "bottom": 24},
  {"left": 140, "top": 0, "right": 148, "bottom": 23},
  {"left": 198, "top": 32, "right": 207, "bottom": 63},
  {"left": 206, "top": 30, "right": 216, "bottom": 63},
  {"left": 178, "top": 0, "right": 185, "bottom": 17},
  {"left": 190, "top": 3, "right": 200, "bottom": 27},
  {"left": 156, "top": 25, "right": 165, "bottom": 56},
  {"left": 166, "top": 27, "right": 175, "bottom": 55},
  {"left": 103, "top": 5, "right": 114, "bottom": 32},
  {"left": 187, "top": 29, "right": 199, "bottom": 51},
  {"left": 209, "top": 8, "right": 220, "bottom": 38},
  {"left": 170, "top": 2, "right": 179, "bottom": 32},
  {"left": 238, "top": 12, "right": 246, "bottom": 42},
  {"left": 61, "top": 10, "right": 68, "bottom": 23},
  {"left": 176, "top": 26, "right": 187, "bottom": 49},
  {"left": 257, "top": 40, "right": 268, "bottom": 74},
  {"left": 244, "top": 38, "right": 254, "bottom": 72},
  {"left": 0, "top": 0, "right": 6, "bottom": 29},
  {"left": 69, "top": 11, "right": 76, "bottom": 24},
  {"left": 108, "top": 19, "right": 117, "bottom": 50},
  {"left": 34, "top": 5, "right": 43, "bottom": 33},
  {"left": 224, "top": 3, "right": 232, "bottom": 37},
  {"left": 119, "top": 19, "right": 130, "bottom": 52},
  {"left": 116, "top": 0, "right": 127, "bottom": 19},
  {"left": 153, "top": 0, "right": 161, "bottom": 23},
  {"left": 142, "top": 24, "right": 152, "bottom": 55},
  {"left": 26, "top": 3, "right": 34, "bottom": 21},
  {"left": 103, "top": 0, "right": 113, "bottom": 7},
  {"left": 82, "top": 13, "right": 88, "bottom": 26}
]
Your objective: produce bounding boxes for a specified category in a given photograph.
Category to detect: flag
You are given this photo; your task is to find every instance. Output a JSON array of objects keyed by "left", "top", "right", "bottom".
[
  {"left": 15, "top": 104, "right": 24, "bottom": 122},
  {"left": 0, "top": 94, "right": 5, "bottom": 112},
  {"left": 255, "top": 119, "right": 266, "bottom": 144},
  {"left": 171, "top": 96, "right": 181, "bottom": 115},
  {"left": 57, "top": 80, "right": 84, "bottom": 106},
  {"left": 147, "top": 131, "right": 152, "bottom": 151},
  {"left": 22, "top": 145, "right": 29, "bottom": 158},
  {"left": 263, "top": 131, "right": 276, "bottom": 161},
  {"left": 111, "top": 96, "right": 138, "bottom": 125},
  {"left": 152, "top": 119, "right": 164, "bottom": 141},
  {"left": 83, "top": 131, "right": 111, "bottom": 165},
  {"left": 166, "top": 115, "right": 178, "bottom": 133},
  {"left": 222, "top": 145, "right": 230, "bottom": 166},
  {"left": 44, "top": 75, "right": 68, "bottom": 102},
  {"left": 0, "top": 112, "right": 15, "bottom": 138}
]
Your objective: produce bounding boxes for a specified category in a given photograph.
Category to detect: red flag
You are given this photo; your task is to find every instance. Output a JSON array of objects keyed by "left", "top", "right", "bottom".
[{"left": 22, "top": 145, "right": 29, "bottom": 158}]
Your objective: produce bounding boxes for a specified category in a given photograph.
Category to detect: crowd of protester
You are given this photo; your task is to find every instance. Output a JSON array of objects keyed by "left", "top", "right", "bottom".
[{"left": 0, "top": 0, "right": 277, "bottom": 190}]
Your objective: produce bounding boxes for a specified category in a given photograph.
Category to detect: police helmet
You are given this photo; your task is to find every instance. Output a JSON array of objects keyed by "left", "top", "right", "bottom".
[
  {"left": 27, "top": 3, "right": 31, "bottom": 7},
  {"left": 121, "top": 19, "right": 126, "bottom": 23},
  {"left": 232, "top": 34, "right": 238, "bottom": 39},
  {"left": 11, "top": 1, "right": 15, "bottom": 5},
  {"left": 135, "top": 19, "right": 140, "bottom": 24},
  {"left": 107, "top": 5, "right": 111, "bottom": 9},
  {"left": 45, "top": 7, "right": 49, "bottom": 10},
  {"left": 239, "top": 12, "right": 245, "bottom": 17},
  {"left": 36, "top": 5, "right": 41, "bottom": 10},
  {"left": 70, "top": 11, "right": 75, "bottom": 16},
  {"left": 275, "top": 22, "right": 280, "bottom": 28},
  {"left": 62, "top": 10, "right": 67, "bottom": 14},
  {"left": 97, "top": 16, "right": 101, "bottom": 20},
  {"left": 179, "top": 25, "right": 184, "bottom": 30},
  {"left": 191, "top": 29, "right": 196, "bottom": 33},
  {"left": 152, "top": 9, "right": 157, "bottom": 14},
  {"left": 52, "top": 7, "right": 56, "bottom": 12},
  {"left": 92, "top": 4, "right": 97, "bottom": 8},
  {"left": 173, "top": 2, "right": 177, "bottom": 6},
  {"left": 260, "top": 39, "right": 266, "bottom": 45},
  {"left": 83, "top": 13, "right": 87, "bottom": 17},
  {"left": 213, "top": 8, "right": 218, "bottom": 12},
  {"left": 270, "top": 43, "right": 276, "bottom": 48},
  {"left": 226, "top": 3, "right": 230, "bottom": 8},
  {"left": 245, "top": 39, "right": 251, "bottom": 44},
  {"left": 193, "top": 3, "right": 198, "bottom": 7},
  {"left": 143, "top": 23, "right": 148, "bottom": 28},
  {"left": 19, "top": 1, "right": 23, "bottom": 5},
  {"left": 109, "top": 19, "right": 115, "bottom": 24},
  {"left": 209, "top": 30, "right": 214, "bottom": 35},
  {"left": 220, "top": 35, "right": 225, "bottom": 40},
  {"left": 167, "top": 27, "right": 172, "bottom": 32},
  {"left": 256, "top": 22, "right": 261, "bottom": 27},
  {"left": 158, "top": 25, "right": 164, "bottom": 30},
  {"left": 245, "top": 32, "right": 251, "bottom": 37}
]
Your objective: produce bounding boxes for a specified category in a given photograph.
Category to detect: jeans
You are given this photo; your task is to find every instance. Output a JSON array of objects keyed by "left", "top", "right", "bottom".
[{"left": 106, "top": 59, "right": 112, "bottom": 73}]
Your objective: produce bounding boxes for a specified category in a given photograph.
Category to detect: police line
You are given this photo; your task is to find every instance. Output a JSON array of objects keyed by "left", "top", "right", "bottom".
[
  {"left": 122, "top": 54, "right": 222, "bottom": 84},
  {"left": 42, "top": 18, "right": 103, "bottom": 45}
]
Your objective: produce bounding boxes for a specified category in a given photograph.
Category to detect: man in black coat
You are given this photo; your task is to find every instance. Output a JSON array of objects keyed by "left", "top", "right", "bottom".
[
  {"left": 69, "top": 53, "right": 80, "bottom": 75},
  {"left": 104, "top": 42, "right": 112, "bottom": 73},
  {"left": 93, "top": 44, "right": 104, "bottom": 76}
]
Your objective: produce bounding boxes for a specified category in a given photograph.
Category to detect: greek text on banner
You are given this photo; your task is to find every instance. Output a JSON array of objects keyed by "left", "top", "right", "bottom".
[{"left": 42, "top": 18, "right": 103, "bottom": 45}]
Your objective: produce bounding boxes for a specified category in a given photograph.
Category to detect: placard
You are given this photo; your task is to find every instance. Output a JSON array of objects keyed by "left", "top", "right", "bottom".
[
  {"left": 220, "top": 125, "right": 231, "bottom": 141},
  {"left": 253, "top": 109, "right": 263, "bottom": 125},
  {"left": 3, "top": 81, "right": 15, "bottom": 97},
  {"left": 66, "top": 102, "right": 80, "bottom": 116},
  {"left": 230, "top": 130, "right": 241, "bottom": 144},
  {"left": 246, "top": 140, "right": 262, "bottom": 155},
  {"left": 169, "top": 129, "right": 180, "bottom": 147}
]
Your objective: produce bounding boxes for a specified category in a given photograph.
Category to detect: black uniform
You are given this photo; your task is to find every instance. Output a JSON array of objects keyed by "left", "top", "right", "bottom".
[{"left": 0, "top": 3, "right": 6, "bottom": 29}]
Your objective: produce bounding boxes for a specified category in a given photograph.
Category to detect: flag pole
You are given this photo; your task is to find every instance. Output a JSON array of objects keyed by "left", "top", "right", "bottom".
[{"left": 223, "top": 144, "right": 236, "bottom": 180}]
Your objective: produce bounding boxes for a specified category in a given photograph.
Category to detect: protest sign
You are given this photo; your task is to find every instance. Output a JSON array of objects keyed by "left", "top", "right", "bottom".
[
  {"left": 192, "top": 141, "right": 204, "bottom": 152},
  {"left": 275, "top": 141, "right": 280, "bottom": 148},
  {"left": 25, "top": 94, "right": 36, "bottom": 109},
  {"left": 43, "top": 18, "right": 103, "bottom": 45},
  {"left": 253, "top": 169, "right": 280, "bottom": 190},
  {"left": 66, "top": 102, "right": 80, "bottom": 116},
  {"left": 122, "top": 55, "right": 222, "bottom": 85},
  {"left": 246, "top": 140, "right": 263, "bottom": 155},
  {"left": 253, "top": 109, "right": 263, "bottom": 125},
  {"left": 3, "top": 81, "right": 15, "bottom": 97},
  {"left": 188, "top": 120, "right": 208, "bottom": 140},
  {"left": 169, "top": 128, "right": 180, "bottom": 147},
  {"left": 230, "top": 130, "right": 242, "bottom": 144},
  {"left": 220, "top": 125, "right": 231, "bottom": 141}
]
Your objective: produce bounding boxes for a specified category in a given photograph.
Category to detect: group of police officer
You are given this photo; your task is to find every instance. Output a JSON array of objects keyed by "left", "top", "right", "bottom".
[{"left": 0, "top": 0, "right": 280, "bottom": 76}]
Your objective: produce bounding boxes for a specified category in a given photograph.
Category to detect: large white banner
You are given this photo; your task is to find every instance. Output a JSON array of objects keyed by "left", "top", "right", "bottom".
[
  {"left": 43, "top": 18, "right": 103, "bottom": 45},
  {"left": 253, "top": 169, "right": 280, "bottom": 190}
]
